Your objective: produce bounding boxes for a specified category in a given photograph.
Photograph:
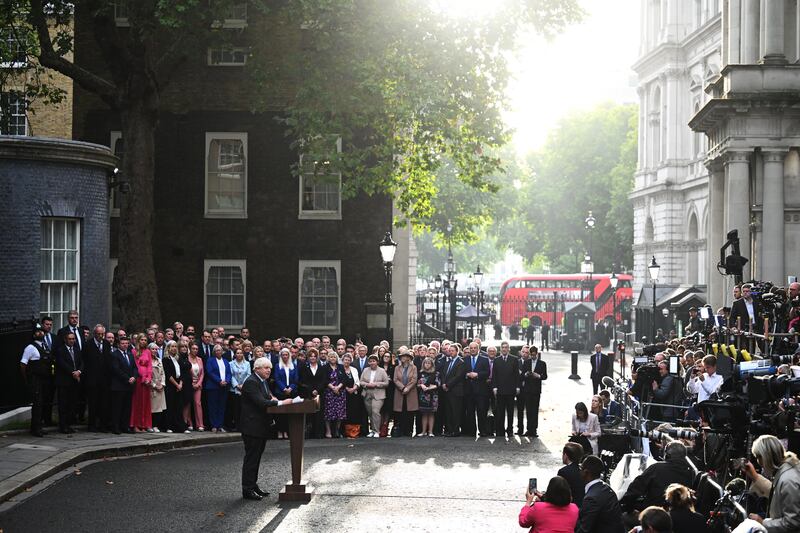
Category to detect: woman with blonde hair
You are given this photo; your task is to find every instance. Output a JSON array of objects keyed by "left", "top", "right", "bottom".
[
  {"left": 149, "top": 342, "right": 166, "bottom": 432},
  {"left": 130, "top": 334, "right": 153, "bottom": 432},
  {"left": 184, "top": 342, "right": 204, "bottom": 431},
  {"left": 743, "top": 434, "right": 800, "bottom": 531},
  {"left": 417, "top": 356, "right": 439, "bottom": 437},
  {"left": 664, "top": 483, "right": 707, "bottom": 531}
]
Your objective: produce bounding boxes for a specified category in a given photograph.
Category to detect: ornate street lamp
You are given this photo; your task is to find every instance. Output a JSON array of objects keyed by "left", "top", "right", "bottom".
[
  {"left": 648, "top": 256, "right": 660, "bottom": 342},
  {"left": 585, "top": 211, "right": 596, "bottom": 302},
  {"left": 379, "top": 231, "right": 397, "bottom": 347},
  {"left": 609, "top": 270, "right": 618, "bottom": 349}
]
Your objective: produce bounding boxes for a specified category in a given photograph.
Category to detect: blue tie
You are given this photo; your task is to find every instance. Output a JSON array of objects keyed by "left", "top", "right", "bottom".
[
  {"left": 447, "top": 358, "right": 455, "bottom": 375},
  {"left": 472, "top": 357, "right": 476, "bottom": 370}
]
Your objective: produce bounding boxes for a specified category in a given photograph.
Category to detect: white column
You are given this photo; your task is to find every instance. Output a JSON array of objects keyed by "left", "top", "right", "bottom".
[
  {"left": 761, "top": 150, "right": 786, "bottom": 282},
  {"left": 742, "top": 0, "right": 760, "bottom": 63},
  {"left": 729, "top": 0, "right": 742, "bottom": 64},
  {"left": 722, "top": 0, "right": 730, "bottom": 65},
  {"left": 724, "top": 151, "right": 751, "bottom": 275},
  {"left": 762, "top": 0, "right": 787, "bottom": 63},
  {"left": 708, "top": 162, "right": 726, "bottom": 308}
]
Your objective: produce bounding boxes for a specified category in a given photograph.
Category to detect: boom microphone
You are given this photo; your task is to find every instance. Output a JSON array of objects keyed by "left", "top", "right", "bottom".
[{"left": 602, "top": 376, "right": 616, "bottom": 388}]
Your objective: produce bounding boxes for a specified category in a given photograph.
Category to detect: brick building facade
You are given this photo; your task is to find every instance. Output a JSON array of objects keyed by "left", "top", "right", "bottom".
[{"left": 71, "top": 6, "right": 413, "bottom": 343}]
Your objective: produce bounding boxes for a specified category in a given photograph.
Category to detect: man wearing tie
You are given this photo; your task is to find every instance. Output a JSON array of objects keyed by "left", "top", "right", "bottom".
[
  {"left": 239, "top": 358, "right": 292, "bottom": 501},
  {"left": 83, "top": 324, "right": 112, "bottom": 431},
  {"left": 40, "top": 316, "right": 56, "bottom": 427},
  {"left": 198, "top": 330, "right": 214, "bottom": 362},
  {"left": 519, "top": 346, "right": 547, "bottom": 437},
  {"left": 55, "top": 310, "right": 83, "bottom": 352},
  {"left": 463, "top": 342, "right": 490, "bottom": 437},
  {"left": 492, "top": 341, "right": 519, "bottom": 437},
  {"left": 485, "top": 346, "right": 497, "bottom": 436},
  {"left": 110, "top": 336, "right": 138, "bottom": 434},
  {"left": 590, "top": 344, "right": 610, "bottom": 395},
  {"left": 54, "top": 332, "right": 83, "bottom": 434},
  {"left": 441, "top": 344, "right": 466, "bottom": 437}
]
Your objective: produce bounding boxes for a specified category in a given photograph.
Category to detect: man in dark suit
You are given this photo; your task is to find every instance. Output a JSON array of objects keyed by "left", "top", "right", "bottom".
[
  {"left": 109, "top": 336, "right": 138, "bottom": 434},
  {"left": 619, "top": 441, "right": 693, "bottom": 514},
  {"left": 55, "top": 309, "right": 84, "bottom": 353},
  {"left": 462, "top": 341, "right": 490, "bottom": 437},
  {"left": 540, "top": 321, "right": 550, "bottom": 351},
  {"left": 54, "top": 331, "right": 83, "bottom": 434},
  {"left": 519, "top": 346, "right": 547, "bottom": 437},
  {"left": 576, "top": 455, "right": 625, "bottom": 533},
  {"left": 492, "top": 341, "right": 519, "bottom": 437},
  {"left": 441, "top": 344, "right": 466, "bottom": 437},
  {"left": 239, "top": 358, "right": 291, "bottom": 501},
  {"left": 83, "top": 324, "right": 113, "bottom": 431},
  {"left": 557, "top": 442, "right": 585, "bottom": 508},
  {"left": 729, "top": 283, "right": 762, "bottom": 332},
  {"left": 197, "top": 330, "right": 214, "bottom": 362},
  {"left": 589, "top": 344, "right": 610, "bottom": 394}
]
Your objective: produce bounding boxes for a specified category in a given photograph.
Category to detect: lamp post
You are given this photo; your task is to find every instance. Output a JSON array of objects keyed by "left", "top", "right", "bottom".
[
  {"left": 609, "top": 271, "right": 618, "bottom": 350},
  {"left": 648, "top": 256, "right": 660, "bottom": 342},
  {"left": 585, "top": 211, "right": 596, "bottom": 302},
  {"left": 379, "top": 231, "right": 398, "bottom": 347},
  {"left": 434, "top": 274, "right": 443, "bottom": 330},
  {"left": 581, "top": 255, "right": 594, "bottom": 301},
  {"left": 444, "top": 222, "right": 458, "bottom": 341},
  {"left": 474, "top": 265, "right": 484, "bottom": 337}
]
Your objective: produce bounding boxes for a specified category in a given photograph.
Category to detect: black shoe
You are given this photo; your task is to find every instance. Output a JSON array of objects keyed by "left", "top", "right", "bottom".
[
  {"left": 87, "top": 426, "right": 98, "bottom": 432},
  {"left": 59, "top": 428, "right": 70, "bottom": 434},
  {"left": 30, "top": 430, "right": 45, "bottom": 437},
  {"left": 253, "top": 486, "right": 270, "bottom": 497},
  {"left": 125, "top": 428, "right": 135, "bottom": 434},
  {"left": 242, "top": 489, "right": 263, "bottom": 501},
  {"left": 516, "top": 431, "right": 524, "bottom": 436}
]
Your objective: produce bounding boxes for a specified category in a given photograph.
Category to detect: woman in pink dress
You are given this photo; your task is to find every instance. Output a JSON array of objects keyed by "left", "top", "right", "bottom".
[{"left": 130, "top": 334, "right": 153, "bottom": 431}]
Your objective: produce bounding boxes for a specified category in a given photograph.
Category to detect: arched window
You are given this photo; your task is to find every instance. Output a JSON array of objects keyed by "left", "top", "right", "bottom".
[
  {"left": 687, "top": 212, "right": 699, "bottom": 284},
  {"left": 688, "top": 213, "right": 698, "bottom": 240}
]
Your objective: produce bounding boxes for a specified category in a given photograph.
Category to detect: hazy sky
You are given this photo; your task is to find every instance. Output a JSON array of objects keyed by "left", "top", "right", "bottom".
[{"left": 504, "top": 0, "right": 641, "bottom": 154}]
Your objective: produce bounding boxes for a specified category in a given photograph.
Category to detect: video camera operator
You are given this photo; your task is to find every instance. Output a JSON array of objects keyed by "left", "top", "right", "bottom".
[
  {"left": 742, "top": 434, "right": 800, "bottom": 532},
  {"left": 651, "top": 361, "right": 682, "bottom": 421},
  {"left": 619, "top": 441, "right": 695, "bottom": 521}
]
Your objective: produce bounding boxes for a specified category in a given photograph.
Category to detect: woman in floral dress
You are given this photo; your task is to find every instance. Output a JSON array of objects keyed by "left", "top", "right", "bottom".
[{"left": 323, "top": 355, "right": 348, "bottom": 438}]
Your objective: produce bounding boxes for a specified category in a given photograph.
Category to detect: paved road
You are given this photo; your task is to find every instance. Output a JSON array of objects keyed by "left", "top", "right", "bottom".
[{"left": 0, "top": 351, "right": 599, "bottom": 533}]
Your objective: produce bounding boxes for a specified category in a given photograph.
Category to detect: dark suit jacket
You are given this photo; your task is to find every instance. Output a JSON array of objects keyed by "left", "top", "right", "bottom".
[
  {"left": 463, "top": 354, "right": 490, "bottom": 396},
  {"left": 239, "top": 374, "right": 280, "bottom": 439},
  {"left": 520, "top": 357, "right": 548, "bottom": 395},
  {"left": 619, "top": 459, "right": 694, "bottom": 511},
  {"left": 491, "top": 355, "right": 519, "bottom": 395},
  {"left": 589, "top": 352, "right": 610, "bottom": 381},
  {"left": 82, "top": 338, "right": 111, "bottom": 388},
  {"left": 729, "top": 297, "right": 762, "bottom": 332},
  {"left": 557, "top": 462, "right": 584, "bottom": 508},
  {"left": 110, "top": 348, "right": 139, "bottom": 392},
  {"left": 55, "top": 325, "right": 84, "bottom": 352},
  {"left": 163, "top": 355, "right": 184, "bottom": 393},
  {"left": 299, "top": 363, "right": 327, "bottom": 399},
  {"left": 54, "top": 344, "right": 83, "bottom": 387},
  {"left": 441, "top": 357, "right": 466, "bottom": 397},
  {"left": 575, "top": 480, "right": 625, "bottom": 533}
]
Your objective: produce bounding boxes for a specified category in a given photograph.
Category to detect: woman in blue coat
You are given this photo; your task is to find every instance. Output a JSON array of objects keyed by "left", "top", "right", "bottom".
[
  {"left": 204, "top": 344, "right": 232, "bottom": 432},
  {"left": 272, "top": 348, "right": 299, "bottom": 439}
]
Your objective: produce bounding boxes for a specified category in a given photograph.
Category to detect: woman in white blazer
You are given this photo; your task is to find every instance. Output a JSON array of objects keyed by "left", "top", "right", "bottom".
[
  {"left": 359, "top": 354, "right": 390, "bottom": 437},
  {"left": 571, "top": 401, "right": 601, "bottom": 455}
]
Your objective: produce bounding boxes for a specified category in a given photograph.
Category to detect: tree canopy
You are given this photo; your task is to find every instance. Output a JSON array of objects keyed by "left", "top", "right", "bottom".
[{"left": 1, "top": 0, "right": 583, "bottom": 327}]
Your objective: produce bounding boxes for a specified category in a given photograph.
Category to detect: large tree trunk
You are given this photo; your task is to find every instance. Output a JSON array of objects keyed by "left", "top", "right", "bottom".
[{"left": 113, "top": 81, "right": 162, "bottom": 330}]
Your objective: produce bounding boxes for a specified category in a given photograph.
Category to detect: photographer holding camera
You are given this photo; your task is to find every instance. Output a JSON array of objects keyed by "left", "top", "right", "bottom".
[
  {"left": 651, "top": 361, "right": 681, "bottom": 421},
  {"left": 619, "top": 442, "right": 694, "bottom": 520},
  {"left": 742, "top": 434, "right": 800, "bottom": 533},
  {"left": 687, "top": 355, "right": 722, "bottom": 404}
]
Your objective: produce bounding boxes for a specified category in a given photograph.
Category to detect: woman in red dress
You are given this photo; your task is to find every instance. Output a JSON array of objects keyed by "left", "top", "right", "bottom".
[{"left": 130, "top": 333, "right": 153, "bottom": 431}]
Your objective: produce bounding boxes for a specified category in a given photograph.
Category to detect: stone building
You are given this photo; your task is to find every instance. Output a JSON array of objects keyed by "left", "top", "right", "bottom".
[
  {"left": 690, "top": 0, "right": 800, "bottom": 310},
  {"left": 71, "top": 5, "right": 415, "bottom": 343},
  {"left": 630, "top": 1, "right": 721, "bottom": 334}
]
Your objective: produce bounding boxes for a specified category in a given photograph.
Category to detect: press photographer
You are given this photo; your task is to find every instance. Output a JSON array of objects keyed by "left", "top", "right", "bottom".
[{"left": 619, "top": 441, "right": 694, "bottom": 518}]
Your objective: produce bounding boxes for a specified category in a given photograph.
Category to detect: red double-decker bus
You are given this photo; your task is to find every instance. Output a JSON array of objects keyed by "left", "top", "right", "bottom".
[{"left": 499, "top": 273, "right": 633, "bottom": 328}]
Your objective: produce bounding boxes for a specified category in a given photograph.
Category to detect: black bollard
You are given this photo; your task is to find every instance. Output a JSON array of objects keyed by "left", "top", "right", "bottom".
[{"left": 569, "top": 350, "right": 581, "bottom": 380}]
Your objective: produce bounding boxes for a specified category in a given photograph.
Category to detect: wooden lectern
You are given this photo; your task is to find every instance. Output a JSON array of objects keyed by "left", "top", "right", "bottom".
[{"left": 267, "top": 398, "right": 319, "bottom": 502}]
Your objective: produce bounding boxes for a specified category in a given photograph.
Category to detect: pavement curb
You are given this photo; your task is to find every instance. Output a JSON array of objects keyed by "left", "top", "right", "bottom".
[{"left": 0, "top": 433, "right": 239, "bottom": 504}]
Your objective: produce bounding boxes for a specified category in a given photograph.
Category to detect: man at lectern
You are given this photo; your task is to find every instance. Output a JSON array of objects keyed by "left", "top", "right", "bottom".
[{"left": 240, "top": 357, "right": 292, "bottom": 501}]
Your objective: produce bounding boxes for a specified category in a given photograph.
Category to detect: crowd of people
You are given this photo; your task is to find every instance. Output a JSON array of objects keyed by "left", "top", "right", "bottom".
[{"left": 19, "top": 311, "right": 549, "bottom": 440}]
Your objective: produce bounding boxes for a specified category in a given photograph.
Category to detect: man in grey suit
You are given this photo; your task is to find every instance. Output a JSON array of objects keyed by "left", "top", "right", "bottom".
[{"left": 575, "top": 455, "right": 625, "bottom": 533}]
